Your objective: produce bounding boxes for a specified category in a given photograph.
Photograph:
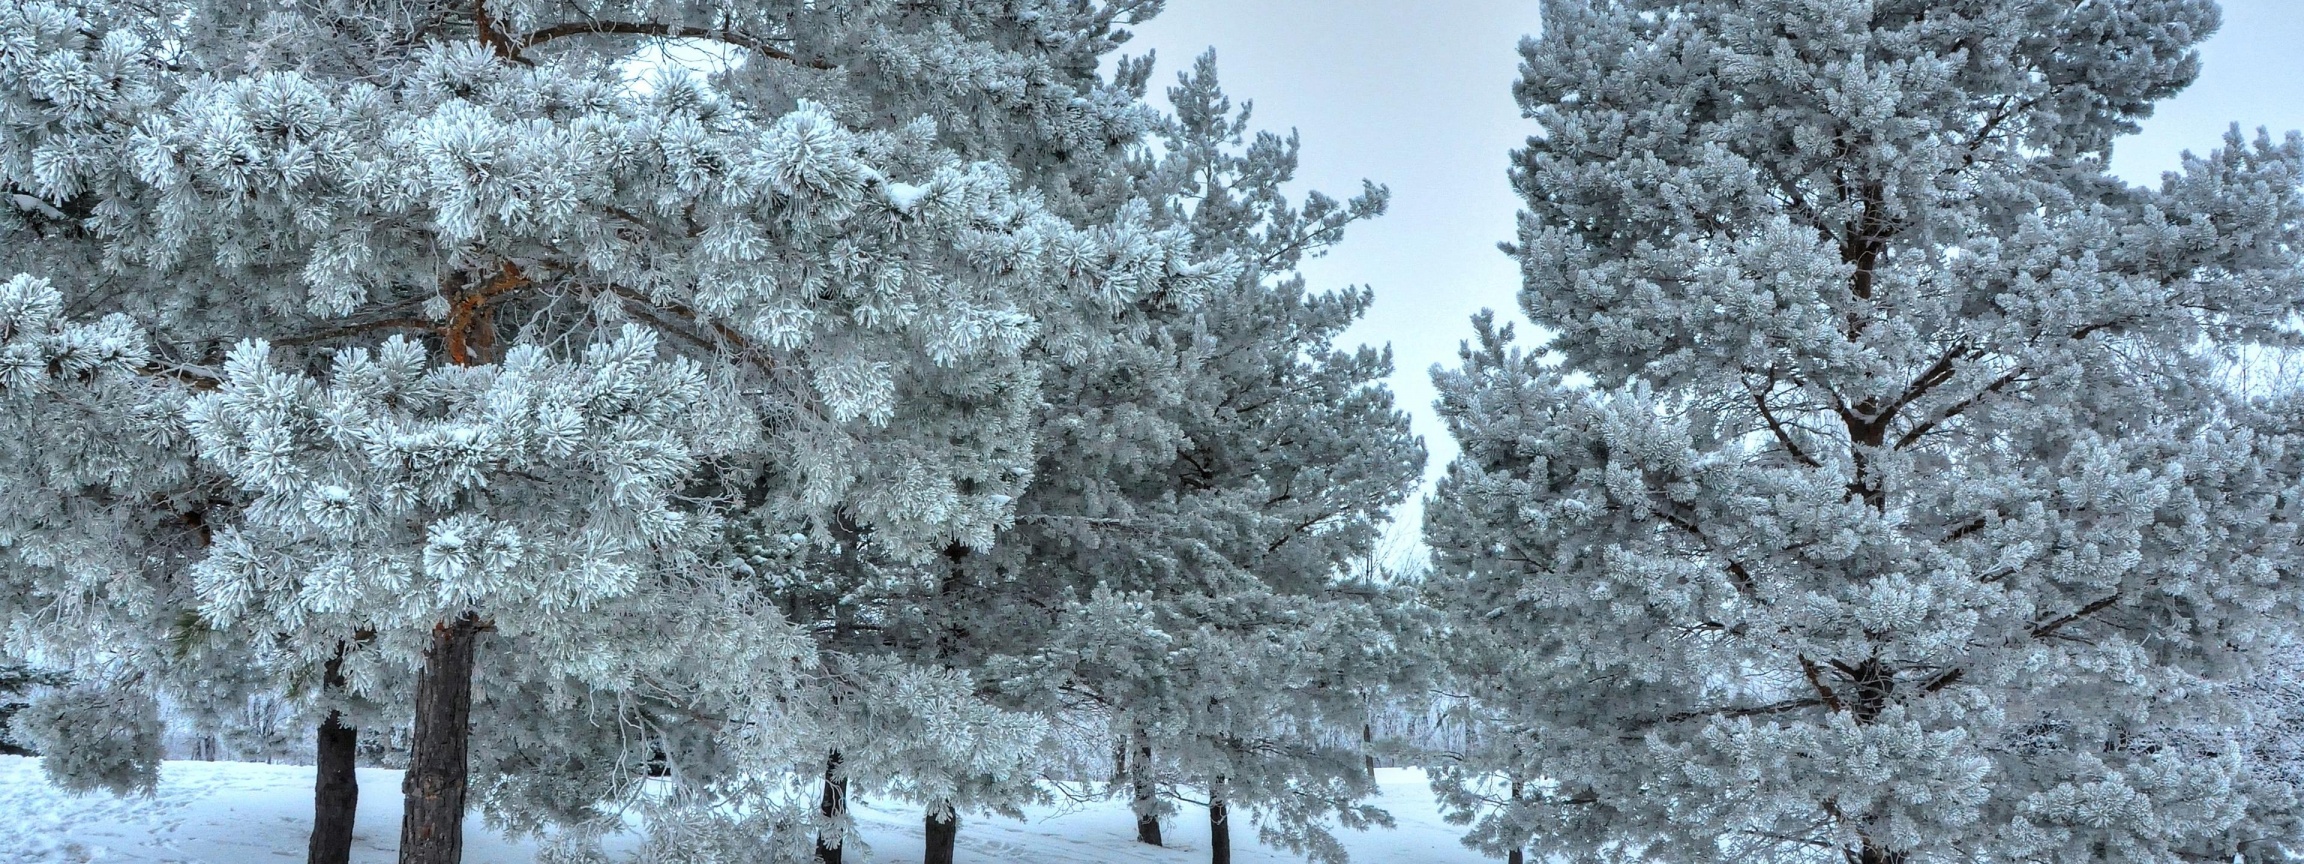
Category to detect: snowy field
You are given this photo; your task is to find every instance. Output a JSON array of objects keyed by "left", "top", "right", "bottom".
[{"left": 0, "top": 757, "right": 1488, "bottom": 863}]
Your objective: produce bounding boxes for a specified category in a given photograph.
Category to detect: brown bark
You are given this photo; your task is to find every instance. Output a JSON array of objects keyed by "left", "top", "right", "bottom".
[
  {"left": 313, "top": 649, "right": 357, "bottom": 864},
  {"left": 1130, "top": 728, "right": 1161, "bottom": 846},
  {"left": 1209, "top": 776, "right": 1231, "bottom": 864},
  {"left": 310, "top": 712, "right": 360, "bottom": 864},
  {"left": 815, "top": 750, "right": 848, "bottom": 864},
  {"left": 398, "top": 615, "right": 481, "bottom": 864},
  {"left": 924, "top": 807, "right": 958, "bottom": 864},
  {"left": 310, "top": 648, "right": 360, "bottom": 864}
]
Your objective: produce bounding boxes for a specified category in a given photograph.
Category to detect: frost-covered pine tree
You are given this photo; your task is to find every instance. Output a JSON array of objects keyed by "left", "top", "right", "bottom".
[
  {"left": 3, "top": 1, "right": 1210, "bottom": 863},
  {"left": 1424, "top": 1, "right": 2304, "bottom": 862},
  {"left": 990, "top": 53, "right": 1425, "bottom": 864},
  {"left": 0, "top": 262, "right": 200, "bottom": 800},
  {"left": 2208, "top": 348, "right": 2304, "bottom": 860},
  {"left": 1, "top": 6, "right": 338, "bottom": 826}
]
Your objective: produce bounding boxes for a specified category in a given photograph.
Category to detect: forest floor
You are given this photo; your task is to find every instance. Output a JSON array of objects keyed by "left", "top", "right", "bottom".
[{"left": 0, "top": 756, "right": 1490, "bottom": 863}]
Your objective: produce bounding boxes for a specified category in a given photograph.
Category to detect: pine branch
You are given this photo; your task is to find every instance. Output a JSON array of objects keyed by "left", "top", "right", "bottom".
[
  {"left": 140, "top": 362, "right": 222, "bottom": 391},
  {"left": 1750, "top": 373, "right": 1821, "bottom": 468},
  {"left": 1798, "top": 655, "right": 1845, "bottom": 714},
  {"left": 2030, "top": 594, "right": 2121, "bottom": 640},
  {"left": 471, "top": 0, "right": 521, "bottom": 60},
  {"left": 1893, "top": 366, "right": 2026, "bottom": 450},
  {"left": 268, "top": 317, "right": 433, "bottom": 348},
  {"left": 1650, "top": 503, "right": 1765, "bottom": 601},
  {"left": 515, "top": 20, "right": 830, "bottom": 69},
  {"left": 1880, "top": 340, "right": 1982, "bottom": 424},
  {"left": 1662, "top": 697, "right": 1827, "bottom": 724},
  {"left": 1921, "top": 667, "right": 1964, "bottom": 693}
]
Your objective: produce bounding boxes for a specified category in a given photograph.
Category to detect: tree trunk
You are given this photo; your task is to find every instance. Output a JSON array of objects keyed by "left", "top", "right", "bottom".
[
  {"left": 311, "top": 650, "right": 359, "bottom": 864},
  {"left": 310, "top": 712, "right": 360, "bottom": 864},
  {"left": 1130, "top": 728, "right": 1161, "bottom": 846},
  {"left": 924, "top": 807, "right": 958, "bottom": 864},
  {"left": 1209, "top": 776, "right": 1231, "bottom": 864},
  {"left": 1362, "top": 721, "right": 1377, "bottom": 780},
  {"left": 816, "top": 750, "right": 848, "bottom": 864},
  {"left": 398, "top": 614, "right": 480, "bottom": 864},
  {"left": 1504, "top": 777, "right": 1526, "bottom": 864}
]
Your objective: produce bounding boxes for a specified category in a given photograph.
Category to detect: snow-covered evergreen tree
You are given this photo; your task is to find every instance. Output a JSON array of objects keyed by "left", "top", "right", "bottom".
[
  {"left": 0, "top": 261, "right": 198, "bottom": 801},
  {"left": 988, "top": 53, "right": 1425, "bottom": 864},
  {"left": 2211, "top": 350, "right": 2304, "bottom": 861},
  {"left": 1424, "top": 1, "right": 2304, "bottom": 862},
  {"left": 3, "top": 1, "right": 1211, "bottom": 862}
]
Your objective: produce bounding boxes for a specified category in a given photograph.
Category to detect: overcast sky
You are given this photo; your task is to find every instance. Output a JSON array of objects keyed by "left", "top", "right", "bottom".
[{"left": 1116, "top": 0, "right": 2304, "bottom": 545}]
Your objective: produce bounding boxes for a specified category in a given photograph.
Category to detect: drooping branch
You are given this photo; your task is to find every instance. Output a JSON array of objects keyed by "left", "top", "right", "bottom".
[{"left": 1941, "top": 516, "right": 1989, "bottom": 543}]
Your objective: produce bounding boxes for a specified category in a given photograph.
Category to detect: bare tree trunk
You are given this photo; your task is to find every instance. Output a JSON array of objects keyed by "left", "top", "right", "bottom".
[
  {"left": 815, "top": 750, "right": 848, "bottom": 864},
  {"left": 1130, "top": 727, "right": 1161, "bottom": 846},
  {"left": 924, "top": 806, "right": 958, "bottom": 864},
  {"left": 398, "top": 615, "right": 480, "bottom": 864},
  {"left": 310, "top": 649, "right": 359, "bottom": 864},
  {"left": 1504, "top": 777, "right": 1526, "bottom": 864},
  {"left": 1362, "top": 721, "right": 1377, "bottom": 779},
  {"left": 1209, "top": 775, "right": 1231, "bottom": 864},
  {"left": 310, "top": 711, "right": 359, "bottom": 864}
]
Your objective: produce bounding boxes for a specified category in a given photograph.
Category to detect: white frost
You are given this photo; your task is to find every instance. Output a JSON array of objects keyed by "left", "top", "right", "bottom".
[{"left": 883, "top": 181, "right": 931, "bottom": 212}]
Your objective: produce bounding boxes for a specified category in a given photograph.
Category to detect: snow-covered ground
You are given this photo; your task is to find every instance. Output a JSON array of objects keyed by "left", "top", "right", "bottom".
[{"left": 0, "top": 757, "right": 1490, "bottom": 863}]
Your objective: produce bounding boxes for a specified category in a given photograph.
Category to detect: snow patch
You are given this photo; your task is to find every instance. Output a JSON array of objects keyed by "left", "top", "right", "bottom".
[
  {"left": 0, "top": 757, "right": 1490, "bottom": 863},
  {"left": 883, "top": 182, "right": 932, "bottom": 212}
]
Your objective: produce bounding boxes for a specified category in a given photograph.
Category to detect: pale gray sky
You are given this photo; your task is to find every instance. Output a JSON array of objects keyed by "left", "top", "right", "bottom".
[{"left": 1120, "top": 1, "right": 2304, "bottom": 518}]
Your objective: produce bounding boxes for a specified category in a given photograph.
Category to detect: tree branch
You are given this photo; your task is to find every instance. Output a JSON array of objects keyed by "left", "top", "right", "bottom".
[
  {"left": 1650, "top": 503, "right": 1764, "bottom": 600},
  {"left": 1893, "top": 366, "right": 2024, "bottom": 450},
  {"left": 1751, "top": 375, "right": 1821, "bottom": 468},
  {"left": 269, "top": 317, "right": 434, "bottom": 348},
  {"left": 1799, "top": 655, "right": 1845, "bottom": 714},
  {"left": 2030, "top": 594, "right": 2120, "bottom": 640},
  {"left": 1664, "top": 697, "right": 1825, "bottom": 724},
  {"left": 1880, "top": 340, "right": 1980, "bottom": 423},
  {"left": 1921, "top": 667, "right": 1964, "bottom": 693},
  {"left": 516, "top": 20, "right": 830, "bottom": 69},
  {"left": 471, "top": 0, "right": 524, "bottom": 61}
]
